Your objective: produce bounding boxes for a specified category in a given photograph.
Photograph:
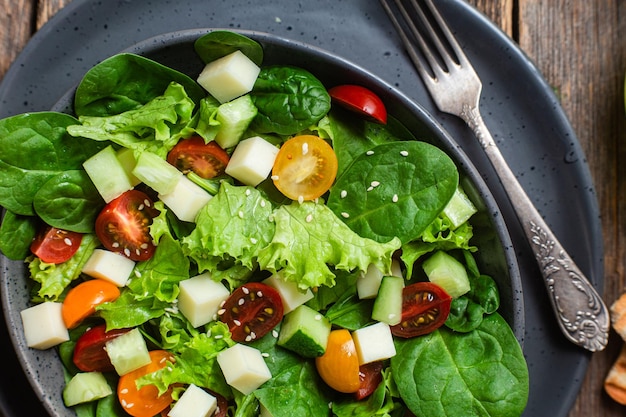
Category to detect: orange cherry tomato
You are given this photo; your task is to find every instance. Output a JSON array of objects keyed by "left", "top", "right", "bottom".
[
  {"left": 328, "top": 84, "right": 387, "bottom": 124},
  {"left": 118, "top": 350, "right": 175, "bottom": 417},
  {"left": 315, "top": 329, "right": 360, "bottom": 393},
  {"left": 272, "top": 135, "right": 338, "bottom": 201},
  {"left": 61, "top": 279, "right": 120, "bottom": 329}
]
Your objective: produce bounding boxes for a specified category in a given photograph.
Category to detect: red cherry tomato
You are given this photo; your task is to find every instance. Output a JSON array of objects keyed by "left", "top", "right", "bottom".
[
  {"left": 62, "top": 279, "right": 121, "bottom": 329},
  {"left": 167, "top": 136, "right": 230, "bottom": 179},
  {"left": 117, "top": 350, "right": 175, "bottom": 417},
  {"left": 30, "top": 226, "right": 83, "bottom": 264},
  {"left": 272, "top": 135, "right": 338, "bottom": 201},
  {"left": 328, "top": 84, "right": 387, "bottom": 124},
  {"left": 355, "top": 361, "right": 384, "bottom": 400},
  {"left": 95, "top": 190, "right": 159, "bottom": 261},
  {"left": 391, "top": 282, "right": 452, "bottom": 338},
  {"left": 73, "top": 324, "right": 130, "bottom": 372},
  {"left": 219, "top": 282, "right": 283, "bottom": 343}
]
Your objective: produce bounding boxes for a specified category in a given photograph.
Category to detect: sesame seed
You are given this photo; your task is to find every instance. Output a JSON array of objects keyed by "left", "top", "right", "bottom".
[
  {"left": 238, "top": 210, "right": 244, "bottom": 219},
  {"left": 272, "top": 330, "right": 279, "bottom": 338},
  {"left": 366, "top": 150, "right": 375, "bottom": 155},
  {"left": 306, "top": 214, "right": 313, "bottom": 223},
  {"left": 135, "top": 248, "right": 141, "bottom": 256},
  {"left": 392, "top": 194, "right": 399, "bottom": 203},
  {"left": 138, "top": 203, "right": 145, "bottom": 211},
  {"left": 388, "top": 313, "right": 396, "bottom": 320},
  {"left": 120, "top": 388, "right": 129, "bottom": 395},
  {"left": 245, "top": 189, "right": 251, "bottom": 196},
  {"left": 340, "top": 190, "right": 347, "bottom": 198},
  {"left": 257, "top": 291, "right": 263, "bottom": 297},
  {"left": 242, "top": 286, "right": 250, "bottom": 294},
  {"left": 367, "top": 186, "right": 374, "bottom": 192},
  {"left": 271, "top": 175, "right": 280, "bottom": 181},
  {"left": 261, "top": 352, "right": 270, "bottom": 357},
  {"left": 298, "top": 195, "right": 304, "bottom": 204},
  {"left": 238, "top": 298, "right": 245, "bottom": 306},
  {"left": 245, "top": 335, "right": 252, "bottom": 342},
  {"left": 250, "top": 237, "right": 258, "bottom": 244},
  {"left": 134, "top": 270, "right": 142, "bottom": 277},
  {"left": 314, "top": 314, "right": 322, "bottom": 321},
  {"left": 140, "top": 243, "right": 149, "bottom": 249},
  {"left": 126, "top": 403, "right": 135, "bottom": 409},
  {"left": 219, "top": 300, "right": 226, "bottom": 308},
  {"left": 341, "top": 212, "right": 350, "bottom": 218},
  {"left": 214, "top": 334, "right": 224, "bottom": 339},
  {"left": 112, "top": 242, "right": 120, "bottom": 248},
  {"left": 302, "top": 142, "right": 309, "bottom": 155},
  {"left": 124, "top": 248, "right": 131, "bottom": 257},
  {"left": 217, "top": 309, "right": 226, "bottom": 315},
  {"left": 234, "top": 319, "right": 242, "bottom": 326},
  {"left": 250, "top": 331, "right": 257, "bottom": 339},
  {"left": 64, "top": 238, "right": 72, "bottom": 246},
  {"left": 400, "top": 150, "right": 409, "bottom": 157},
  {"left": 144, "top": 199, "right": 151, "bottom": 207},
  {"left": 371, "top": 181, "right": 380, "bottom": 188},
  {"left": 260, "top": 200, "right": 266, "bottom": 208}
]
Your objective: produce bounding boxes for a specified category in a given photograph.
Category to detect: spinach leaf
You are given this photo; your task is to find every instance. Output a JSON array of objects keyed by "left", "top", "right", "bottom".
[
  {"left": 324, "top": 287, "right": 374, "bottom": 331},
  {"left": 0, "top": 112, "right": 107, "bottom": 216},
  {"left": 73, "top": 53, "right": 205, "bottom": 117},
  {"left": 194, "top": 30, "right": 264, "bottom": 65},
  {"left": 446, "top": 274, "right": 500, "bottom": 333},
  {"left": 327, "top": 141, "right": 458, "bottom": 244},
  {"left": 0, "top": 211, "right": 37, "bottom": 260},
  {"left": 391, "top": 313, "right": 529, "bottom": 417},
  {"left": 250, "top": 66, "right": 331, "bottom": 135},
  {"left": 33, "top": 170, "right": 103, "bottom": 233}
]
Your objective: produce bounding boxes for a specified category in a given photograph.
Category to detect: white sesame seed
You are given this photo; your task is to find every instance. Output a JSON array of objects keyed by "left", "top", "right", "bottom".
[
  {"left": 219, "top": 300, "right": 226, "bottom": 308},
  {"left": 140, "top": 243, "right": 149, "bottom": 249},
  {"left": 250, "top": 331, "right": 257, "bottom": 339},
  {"left": 217, "top": 308, "right": 226, "bottom": 316},
  {"left": 250, "top": 237, "right": 258, "bottom": 244},
  {"left": 138, "top": 203, "right": 145, "bottom": 211},
  {"left": 120, "top": 388, "right": 129, "bottom": 395},
  {"left": 272, "top": 330, "right": 279, "bottom": 338},
  {"left": 388, "top": 313, "right": 396, "bottom": 320},
  {"left": 298, "top": 195, "right": 304, "bottom": 204},
  {"left": 214, "top": 334, "right": 224, "bottom": 339},
  {"left": 134, "top": 270, "right": 142, "bottom": 278},
  {"left": 305, "top": 214, "right": 313, "bottom": 223},
  {"left": 135, "top": 248, "right": 141, "bottom": 256},
  {"left": 260, "top": 200, "right": 266, "bottom": 208},
  {"left": 238, "top": 210, "right": 244, "bottom": 219},
  {"left": 245, "top": 335, "right": 252, "bottom": 342},
  {"left": 302, "top": 142, "right": 309, "bottom": 155},
  {"left": 64, "top": 238, "right": 72, "bottom": 246},
  {"left": 124, "top": 248, "right": 131, "bottom": 257},
  {"left": 234, "top": 319, "right": 242, "bottom": 326},
  {"left": 340, "top": 190, "right": 347, "bottom": 198},
  {"left": 367, "top": 186, "right": 374, "bottom": 192},
  {"left": 271, "top": 175, "right": 280, "bottom": 181},
  {"left": 238, "top": 298, "right": 245, "bottom": 306},
  {"left": 366, "top": 150, "right": 375, "bottom": 155},
  {"left": 341, "top": 212, "right": 350, "bottom": 218},
  {"left": 121, "top": 399, "right": 127, "bottom": 407},
  {"left": 126, "top": 403, "right": 135, "bottom": 409},
  {"left": 371, "top": 181, "right": 380, "bottom": 188},
  {"left": 242, "top": 286, "right": 250, "bottom": 294},
  {"left": 262, "top": 352, "right": 270, "bottom": 357},
  {"left": 400, "top": 150, "right": 409, "bottom": 157},
  {"left": 144, "top": 199, "right": 151, "bottom": 207},
  {"left": 257, "top": 291, "right": 263, "bottom": 297},
  {"left": 245, "top": 189, "right": 251, "bottom": 196},
  {"left": 314, "top": 314, "right": 322, "bottom": 321},
  {"left": 392, "top": 194, "right": 399, "bottom": 202},
  {"left": 112, "top": 242, "right": 120, "bottom": 248}
]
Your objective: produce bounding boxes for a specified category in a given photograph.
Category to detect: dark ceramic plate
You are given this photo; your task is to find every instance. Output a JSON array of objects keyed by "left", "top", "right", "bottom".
[{"left": 0, "top": 1, "right": 601, "bottom": 417}]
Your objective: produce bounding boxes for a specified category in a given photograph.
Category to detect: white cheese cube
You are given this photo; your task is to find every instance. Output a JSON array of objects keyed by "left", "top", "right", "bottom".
[
  {"left": 225, "top": 136, "right": 279, "bottom": 187},
  {"left": 352, "top": 322, "right": 397, "bottom": 365},
  {"left": 357, "top": 259, "right": 403, "bottom": 299},
  {"left": 197, "top": 50, "right": 261, "bottom": 103},
  {"left": 20, "top": 302, "right": 69, "bottom": 349},
  {"left": 263, "top": 272, "right": 313, "bottom": 314},
  {"left": 159, "top": 175, "right": 213, "bottom": 222},
  {"left": 217, "top": 343, "right": 271, "bottom": 394},
  {"left": 167, "top": 384, "right": 217, "bottom": 417},
  {"left": 178, "top": 272, "right": 230, "bottom": 328},
  {"left": 82, "top": 249, "right": 136, "bottom": 287},
  {"left": 105, "top": 328, "right": 151, "bottom": 376}
]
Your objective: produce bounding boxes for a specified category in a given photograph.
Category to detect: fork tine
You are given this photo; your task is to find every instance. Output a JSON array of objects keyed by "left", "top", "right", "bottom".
[{"left": 420, "top": 0, "right": 472, "bottom": 68}]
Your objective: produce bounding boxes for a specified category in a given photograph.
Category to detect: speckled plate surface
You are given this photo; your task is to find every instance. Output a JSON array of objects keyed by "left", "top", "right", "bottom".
[{"left": 0, "top": 1, "right": 601, "bottom": 416}]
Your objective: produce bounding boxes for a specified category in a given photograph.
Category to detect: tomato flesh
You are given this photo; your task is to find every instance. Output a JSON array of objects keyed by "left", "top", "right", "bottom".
[
  {"left": 95, "top": 190, "right": 159, "bottom": 261},
  {"left": 355, "top": 361, "right": 384, "bottom": 400},
  {"left": 30, "top": 226, "right": 82, "bottom": 264},
  {"left": 219, "top": 282, "right": 283, "bottom": 343},
  {"left": 118, "top": 350, "right": 175, "bottom": 417},
  {"left": 391, "top": 282, "right": 452, "bottom": 338},
  {"left": 62, "top": 279, "right": 121, "bottom": 329},
  {"left": 329, "top": 84, "right": 387, "bottom": 124},
  {"left": 73, "top": 324, "right": 130, "bottom": 372},
  {"left": 167, "top": 136, "right": 230, "bottom": 179},
  {"left": 272, "top": 135, "right": 338, "bottom": 201},
  {"left": 315, "top": 329, "right": 361, "bottom": 393}
]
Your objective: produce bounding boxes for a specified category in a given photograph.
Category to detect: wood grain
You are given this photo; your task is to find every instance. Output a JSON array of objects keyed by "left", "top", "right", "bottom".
[{"left": 0, "top": 0, "right": 35, "bottom": 77}]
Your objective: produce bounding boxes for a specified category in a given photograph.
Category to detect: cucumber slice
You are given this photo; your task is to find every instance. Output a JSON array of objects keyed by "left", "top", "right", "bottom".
[
  {"left": 278, "top": 304, "right": 331, "bottom": 357},
  {"left": 83, "top": 145, "right": 133, "bottom": 203},
  {"left": 422, "top": 251, "right": 470, "bottom": 298},
  {"left": 105, "top": 327, "right": 151, "bottom": 376},
  {"left": 442, "top": 186, "right": 477, "bottom": 229},
  {"left": 62, "top": 372, "right": 112, "bottom": 407},
  {"left": 131, "top": 151, "right": 182, "bottom": 195},
  {"left": 371, "top": 275, "right": 404, "bottom": 326},
  {"left": 214, "top": 95, "right": 258, "bottom": 149}
]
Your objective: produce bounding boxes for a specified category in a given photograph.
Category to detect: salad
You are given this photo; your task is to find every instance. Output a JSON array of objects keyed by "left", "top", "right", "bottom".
[{"left": 0, "top": 30, "right": 528, "bottom": 417}]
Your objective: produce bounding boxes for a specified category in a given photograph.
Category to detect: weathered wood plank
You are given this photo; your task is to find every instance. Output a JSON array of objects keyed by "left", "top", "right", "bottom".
[{"left": 0, "top": 0, "right": 35, "bottom": 79}]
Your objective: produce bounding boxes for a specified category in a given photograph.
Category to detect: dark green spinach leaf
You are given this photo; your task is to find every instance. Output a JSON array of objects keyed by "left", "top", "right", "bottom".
[
  {"left": 392, "top": 313, "right": 528, "bottom": 417},
  {"left": 0, "top": 211, "right": 37, "bottom": 260},
  {"left": 327, "top": 141, "right": 458, "bottom": 244},
  {"left": 194, "top": 30, "right": 264, "bottom": 65}
]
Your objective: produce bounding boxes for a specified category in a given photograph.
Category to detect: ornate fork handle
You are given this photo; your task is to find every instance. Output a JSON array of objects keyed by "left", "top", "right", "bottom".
[{"left": 462, "top": 103, "right": 609, "bottom": 352}]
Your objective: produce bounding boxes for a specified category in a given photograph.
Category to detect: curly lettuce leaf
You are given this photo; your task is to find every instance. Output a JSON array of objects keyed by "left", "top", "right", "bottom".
[{"left": 257, "top": 201, "right": 401, "bottom": 289}]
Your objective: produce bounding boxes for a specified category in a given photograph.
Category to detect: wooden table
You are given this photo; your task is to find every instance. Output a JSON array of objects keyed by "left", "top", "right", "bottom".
[{"left": 1, "top": 0, "right": 624, "bottom": 416}]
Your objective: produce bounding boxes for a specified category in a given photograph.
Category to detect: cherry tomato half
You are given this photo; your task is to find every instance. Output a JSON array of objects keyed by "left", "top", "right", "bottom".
[
  {"left": 118, "top": 350, "right": 175, "bottom": 417},
  {"left": 95, "top": 189, "right": 159, "bottom": 261},
  {"left": 73, "top": 324, "right": 130, "bottom": 372},
  {"left": 62, "top": 279, "right": 121, "bottom": 329},
  {"left": 328, "top": 84, "right": 387, "bottom": 124},
  {"left": 219, "top": 282, "right": 283, "bottom": 343},
  {"left": 355, "top": 361, "right": 384, "bottom": 400},
  {"left": 272, "top": 135, "right": 338, "bottom": 201},
  {"left": 167, "top": 136, "right": 230, "bottom": 179},
  {"left": 391, "top": 282, "right": 452, "bottom": 338},
  {"left": 315, "top": 329, "right": 361, "bottom": 393},
  {"left": 30, "top": 226, "right": 83, "bottom": 264}
]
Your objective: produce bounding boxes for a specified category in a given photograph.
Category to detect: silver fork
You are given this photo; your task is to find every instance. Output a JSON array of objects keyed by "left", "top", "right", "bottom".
[{"left": 379, "top": 0, "right": 609, "bottom": 352}]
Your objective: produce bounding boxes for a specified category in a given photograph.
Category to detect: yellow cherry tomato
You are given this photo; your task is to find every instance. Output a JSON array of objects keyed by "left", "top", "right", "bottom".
[
  {"left": 272, "top": 135, "right": 338, "bottom": 201},
  {"left": 62, "top": 279, "right": 120, "bottom": 329},
  {"left": 315, "top": 329, "right": 360, "bottom": 393}
]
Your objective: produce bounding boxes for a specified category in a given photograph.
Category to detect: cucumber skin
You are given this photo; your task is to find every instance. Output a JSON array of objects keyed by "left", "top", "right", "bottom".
[
  {"left": 63, "top": 372, "right": 112, "bottom": 407},
  {"left": 372, "top": 275, "right": 404, "bottom": 326},
  {"left": 277, "top": 304, "right": 331, "bottom": 358}
]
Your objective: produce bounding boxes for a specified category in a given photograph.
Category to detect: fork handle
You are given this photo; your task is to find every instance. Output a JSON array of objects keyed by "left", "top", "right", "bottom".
[{"left": 461, "top": 103, "right": 609, "bottom": 352}]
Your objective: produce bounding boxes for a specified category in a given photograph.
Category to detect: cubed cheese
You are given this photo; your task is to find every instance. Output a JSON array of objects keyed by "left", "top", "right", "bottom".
[
  {"left": 197, "top": 50, "right": 261, "bottom": 103},
  {"left": 159, "top": 175, "right": 213, "bottom": 222},
  {"left": 263, "top": 272, "right": 313, "bottom": 313},
  {"left": 352, "top": 322, "right": 396, "bottom": 365},
  {"left": 357, "top": 259, "right": 403, "bottom": 299},
  {"left": 225, "top": 136, "right": 279, "bottom": 187},
  {"left": 82, "top": 249, "right": 136, "bottom": 287},
  {"left": 20, "top": 302, "right": 69, "bottom": 349},
  {"left": 178, "top": 272, "right": 230, "bottom": 328},
  {"left": 167, "top": 384, "right": 217, "bottom": 417},
  {"left": 105, "top": 328, "right": 151, "bottom": 376},
  {"left": 217, "top": 343, "right": 271, "bottom": 394}
]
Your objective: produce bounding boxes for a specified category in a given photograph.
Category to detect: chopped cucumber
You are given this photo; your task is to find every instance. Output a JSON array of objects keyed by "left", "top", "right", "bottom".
[
  {"left": 214, "top": 95, "right": 258, "bottom": 149},
  {"left": 442, "top": 186, "right": 477, "bottom": 229},
  {"left": 371, "top": 275, "right": 404, "bottom": 326},
  {"left": 116, "top": 147, "right": 142, "bottom": 186},
  {"left": 82, "top": 145, "right": 133, "bottom": 203},
  {"left": 131, "top": 151, "right": 182, "bottom": 195},
  {"left": 105, "top": 327, "right": 151, "bottom": 376},
  {"left": 62, "top": 372, "right": 112, "bottom": 407},
  {"left": 278, "top": 304, "right": 331, "bottom": 357},
  {"left": 422, "top": 250, "right": 470, "bottom": 298}
]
